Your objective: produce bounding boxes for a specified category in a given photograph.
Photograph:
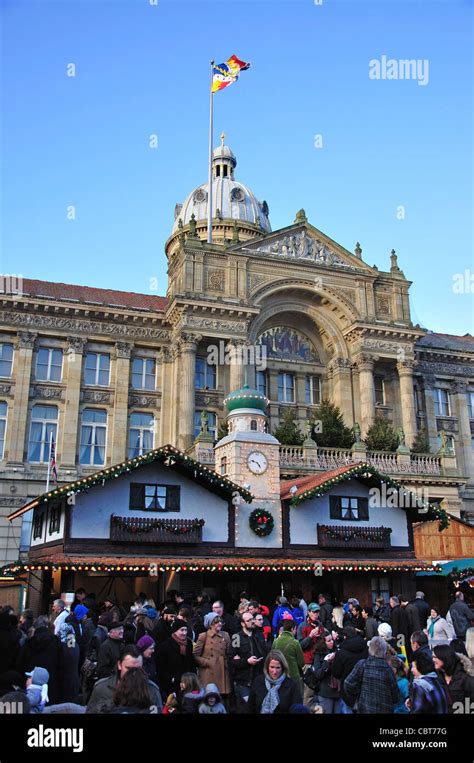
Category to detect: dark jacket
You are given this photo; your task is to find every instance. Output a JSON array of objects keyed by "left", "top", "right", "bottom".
[
  {"left": 151, "top": 618, "right": 172, "bottom": 646},
  {"left": 364, "top": 617, "right": 379, "bottom": 640},
  {"left": 155, "top": 636, "right": 195, "bottom": 698},
  {"left": 412, "top": 597, "right": 430, "bottom": 627},
  {"left": 312, "top": 649, "right": 340, "bottom": 699},
  {"left": 86, "top": 671, "right": 162, "bottom": 714},
  {"left": 17, "top": 626, "right": 62, "bottom": 704},
  {"left": 318, "top": 602, "right": 333, "bottom": 630},
  {"left": 449, "top": 600, "right": 474, "bottom": 639},
  {"left": 390, "top": 605, "right": 409, "bottom": 644},
  {"left": 248, "top": 674, "right": 302, "bottom": 713},
  {"left": 403, "top": 602, "right": 421, "bottom": 636},
  {"left": 375, "top": 604, "right": 391, "bottom": 624},
  {"left": 331, "top": 634, "right": 368, "bottom": 703},
  {"left": 344, "top": 656, "right": 400, "bottom": 713},
  {"left": 96, "top": 637, "right": 123, "bottom": 679},
  {"left": 0, "top": 613, "right": 21, "bottom": 675},
  {"left": 230, "top": 629, "right": 266, "bottom": 687},
  {"left": 437, "top": 653, "right": 474, "bottom": 711},
  {"left": 221, "top": 612, "right": 239, "bottom": 636}
]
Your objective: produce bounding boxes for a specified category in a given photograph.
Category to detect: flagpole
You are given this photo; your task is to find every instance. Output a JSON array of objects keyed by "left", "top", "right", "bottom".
[
  {"left": 46, "top": 430, "right": 52, "bottom": 492},
  {"left": 207, "top": 59, "right": 214, "bottom": 244}
]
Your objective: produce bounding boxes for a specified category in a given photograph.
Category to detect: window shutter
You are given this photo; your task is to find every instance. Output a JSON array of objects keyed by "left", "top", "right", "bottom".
[
  {"left": 129, "top": 483, "right": 145, "bottom": 509},
  {"left": 358, "top": 498, "right": 369, "bottom": 520},
  {"left": 329, "top": 496, "right": 341, "bottom": 519},
  {"left": 166, "top": 486, "right": 181, "bottom": 512}
]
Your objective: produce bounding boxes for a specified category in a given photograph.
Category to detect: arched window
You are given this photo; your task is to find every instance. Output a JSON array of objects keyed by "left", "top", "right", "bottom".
[{"left": 250, "top": 420, "right": 257, "bottom": 431}]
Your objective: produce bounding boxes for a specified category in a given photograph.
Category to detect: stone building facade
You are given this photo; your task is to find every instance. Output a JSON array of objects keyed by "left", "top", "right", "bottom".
[{"left": 1, "top": 140, "right": 473, "bottom": 565}]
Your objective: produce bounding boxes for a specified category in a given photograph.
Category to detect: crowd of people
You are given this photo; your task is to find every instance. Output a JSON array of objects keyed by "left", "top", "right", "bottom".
[{"left": 0, "top": 586, "right": 473, "bottom": 715}]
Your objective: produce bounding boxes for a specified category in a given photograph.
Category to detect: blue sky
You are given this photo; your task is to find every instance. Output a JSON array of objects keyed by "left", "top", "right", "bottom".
[{"left": 1, "top": 0, "right": 473, "bottom": 335}]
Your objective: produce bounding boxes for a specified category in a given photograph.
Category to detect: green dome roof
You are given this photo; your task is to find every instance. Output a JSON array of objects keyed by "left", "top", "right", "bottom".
[{"left": 224, "top": 384, "right": 268, "bottom": 412}]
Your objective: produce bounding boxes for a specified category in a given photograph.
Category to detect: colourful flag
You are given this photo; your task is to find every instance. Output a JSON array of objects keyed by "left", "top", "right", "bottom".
[
  {"left": 212, "top": 55, "right": 250, "bottom": 94},
  {"left": 49, "top": 435, "right": 58, "bottom": 485}
]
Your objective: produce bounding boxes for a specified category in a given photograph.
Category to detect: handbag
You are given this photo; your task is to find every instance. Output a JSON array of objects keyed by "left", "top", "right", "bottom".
[
  {"left": 81, "top": 656, "right": 97, "bottom": 679},
  {"left": 302, "top": 665, "right": 320, "bottom": 692}
]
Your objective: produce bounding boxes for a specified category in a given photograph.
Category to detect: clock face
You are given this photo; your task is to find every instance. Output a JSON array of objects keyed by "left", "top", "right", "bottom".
[{"left": 247, "top": 450, "right": 268, "bottom": 475}]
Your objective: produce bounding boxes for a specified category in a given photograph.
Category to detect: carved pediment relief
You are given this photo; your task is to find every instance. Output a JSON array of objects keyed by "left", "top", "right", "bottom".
[{"left": 237, "top": 226, "right": 372, "bottom": 272}]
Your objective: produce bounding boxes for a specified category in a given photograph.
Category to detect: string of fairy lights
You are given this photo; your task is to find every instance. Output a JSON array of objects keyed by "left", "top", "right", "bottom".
[{"left": 2, "top": 561, "right": 441, "bottom": 575}]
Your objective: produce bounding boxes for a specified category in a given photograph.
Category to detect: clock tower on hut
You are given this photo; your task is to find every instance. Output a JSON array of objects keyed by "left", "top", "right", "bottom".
[{"left": 214, "top": 385, "right": 283, "bottom": 548}]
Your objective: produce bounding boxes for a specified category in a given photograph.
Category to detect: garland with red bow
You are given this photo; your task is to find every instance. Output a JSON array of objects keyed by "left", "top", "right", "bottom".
[{"left": 249, "top": 508, "right": 274, "bottom": 537}]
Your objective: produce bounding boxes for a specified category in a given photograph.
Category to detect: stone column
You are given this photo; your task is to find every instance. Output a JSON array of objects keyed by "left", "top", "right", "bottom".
[
  {"left": 328, "top": 357, "right": 353, "bottom": 426},
  {"left": 396, "top": 359, "right": 418, "bottom": 448},
  {"left": 451, "top": 380, "right": 473, "bottom": 479},
  {"left": 354, "top": 354, "right": 375, "bottom": 437},
  {"left": 158, "top": 347, "right": 173, "bottom": 447},
  {"left": 421, "top": 375, "right": 439, "bottom": 452},
  {"left": 228, "top": 339, "right": 246, "bottom": 392},
  {"left": 178, "top": 334, "right": 200, "bottom": 451},
  {"left": 6, "top": 331, "right": 37, "bottom": 465},
  {"left": 110, "top": 342, "right": 133, "bottom": 464},
  {"left": 60, "top": 336, "right": 87, "bottom": 467}
]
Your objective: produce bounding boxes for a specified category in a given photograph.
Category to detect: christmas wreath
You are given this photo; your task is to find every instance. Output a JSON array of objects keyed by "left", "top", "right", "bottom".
[{"left": 249, "top": 508, "right": 274, "bottom": 537}]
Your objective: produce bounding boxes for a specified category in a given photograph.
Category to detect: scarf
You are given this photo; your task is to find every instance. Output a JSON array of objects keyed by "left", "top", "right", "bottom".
[
  {"left": 428, "top": 616, "right": 439, "bottom": 639},
  {"left": 261, "top": 673, "right": 286, "bottom": 714}
]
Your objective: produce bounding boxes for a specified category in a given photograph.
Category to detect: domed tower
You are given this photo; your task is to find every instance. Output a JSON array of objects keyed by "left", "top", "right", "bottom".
[
  {"left": 214, "top": 384, "right": 282, "bottom": 548},
  {"left": 165, "top": 133, "right": 271, "bottom": 258}
]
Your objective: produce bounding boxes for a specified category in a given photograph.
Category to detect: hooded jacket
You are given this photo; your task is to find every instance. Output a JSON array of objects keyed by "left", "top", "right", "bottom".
[
  {"left": 198, "top": 683, "right": 227, "bottom": 714},
  {"left": 436, "top": 652, "right": 474, "bottom": 710}
]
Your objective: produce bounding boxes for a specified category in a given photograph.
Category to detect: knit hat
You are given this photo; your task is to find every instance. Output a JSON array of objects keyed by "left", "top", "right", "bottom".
[
  {"left": 171, "top": 619, "right": 188, "bottom": 634},
  {"left": 308, "top": 603, "right": 320, "bottom": 613},
  {"left": 204, "top": 611, "right": 220, "bottom": 630},
  {"left": 25, "top": 667, "right": 49, "bottom": 686},
  {"left": 108, "top": 621, "right": 124, "bottom": 633},
  {"left": 73, "top": 605, "right": 88, "bottom": 621},
  {"left": 378, "top": 623, "right": 392, "bottom": 638},
  {"left": 137, "top": 634, "right": 155, "bottom": 652}
]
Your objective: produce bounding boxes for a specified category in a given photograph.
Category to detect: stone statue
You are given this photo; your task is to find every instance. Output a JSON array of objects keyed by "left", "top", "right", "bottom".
[
  {"left": 438, "top": 429, "right": 448, "bottom": 453},
  {"left": 397, "top": 427, "right": 406, "bottom": 447},
  {"left": 390, "top": 249, "right": 400, "bottom": 272},
  {"left": 200, "top": 409, "right": 209, "bottom": 435},
  {"left": 353, "top": 422, "right": 362, "bottom": 443},
  {"left": 189, "top": 213, "right": 197, "bottom": 237}
]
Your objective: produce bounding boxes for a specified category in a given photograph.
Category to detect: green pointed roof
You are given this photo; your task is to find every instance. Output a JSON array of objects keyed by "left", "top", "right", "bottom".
[{"left": 224, "top": 384, "right": 268, "bottom": 412}]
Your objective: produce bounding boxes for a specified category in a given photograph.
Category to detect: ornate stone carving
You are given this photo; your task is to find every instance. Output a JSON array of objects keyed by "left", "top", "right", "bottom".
[
  {"left": 327, "top": 357, "right": 352, "bottom": 376},
  {"left": 376, "top": 295, "right": 391, "bottom": 316},
  {"left": 157, "top": 347, "right": 172, "bottom": 363},
  {"left": 450, "top": 380, "right": 467, "bottom": 395},
  {"left": 354, "top": 353, "right": 374, "bottom": 372},
  {"left": 363, "top": 339, "right": 411, "bottom": 355},
  {"left": 0, "top": 496, "right": 27, "bottom": 507},
  {"left": 31, "top": 385, "right": 63, "bottom": 401},
  {"left": 436, "top": 419, "right": 457, "bottom": 433},
  {"left": 244, "top": 230, "right": 357, "bottom": 269},
  {"left": 196, "top": 392, "right": 221, "bottom": 406},
  {"left": 416, "top": 361, "right": 474, "bottom": 378},
  {"left": 185, "top": 315, "right": 247, "bottom": 334},
  {"left": 66, "top": 336, "right": 87, "bottom": 355},
  {"left": 207, "top": 269, "right": 225, "bottom": 291},
  {"left": 129, "top": 395, "right": 156, "bottom": 408},
  {"left": 17, "top": 331, "right": 37, "bottom": 349},
  {"left": 82, "top": 390, "right": 111, "bottom": 404},
  {"left": 2, "top": 312, "right": 169, "bottom": 341},
  {"left": 114, "top": 342, "right": 133, "bottom": 359},
  {"left": 397, "top": 359, "right": 417, "bottom": 375},
  {"left": 0, "top": 384, "right": 12, "bottom": 396},
  {"left": 249, "top": 273, "right": 272, "bottom": 291}
]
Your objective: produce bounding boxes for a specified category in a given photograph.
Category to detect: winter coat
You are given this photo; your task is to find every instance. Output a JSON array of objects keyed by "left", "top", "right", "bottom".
[
  {"left": 290, "top": 607, "right": 305, "bottom": 627},
  {"left": 390, "top": 606, "right": 409, "bottom": 645},
  {"left": 0, "top": 613, "right": 21, "bottom": 675},
  {"left": 297, "top": 618, "right": 324, "bottom": 665},
  {"left": 96, "top": 637, "right": 123, "bottom": 679},
  {"left": 410, "top": 672, "right": 448, "bottom": 714},
  {"left": 331, "top": 634, "right": 368, "bottom": 703},
  {"left": 151, "top": 618, "right": 172, "bottom": 645},
  {"left": 403, "top": 602, "right": 421, "bottom": 636},
  {"left": 449, "top": 601, "right": 474, "bottom": 639},
  {"left": 17, "top": 626, "right": 62, "bottom": 704},
  {"left": 86, "top": 671, "right": 162, "bottom": 714},
  {"left": 248, "top": 674, "right": 302, "bottom": 714},
  {"left": 180, "top": 689, "right": 205, "bottom": 714},
  {"left": 272, "top": 631, "right": 304, "bottom": 687},
  {"left": 426, "top": 616, "right": 455, "bottom": 648},
  {"left": 230, "top": 630, "right": 266, "bottom": 687},
  {"left": 193, "top": 629, "right": 232, "bottom": 695},
  {"left": 311, "top": 649, "right": 340, "bottom": 699},
  {"left": 436, "top": 652, "right": 474, "bottom": 711},
  {"left": 155, "top": 636, "right": 196, "bottom": 698},
  {"left": 344, "top": 656, "right": 400, "bottom": 714},
  {"left": 59, "top": 634, "right": 81, "bottom": 703},
  {"left": 412, "top": 597, "right": 430, "bottom": 627},
  {"left": 364, "top": 617, "right": 379, "bottom": 640},
  {"left": 271, "top": 606, "right": 293, "bottom": 635},
  {"left": 220, "top": 612, "right": 239, "bottom": 637},
  {"left": 142, "top": 655, "right": 157, "bottom": 684},
  {"left": 198, "top": 683, "right": 227, "bottom": 714},
  {"left": 318, "top": 602, "right": 333, "bottom": 630},
  {"left": 394, "top": 676, "right": 410, "bottom": 713},
  {"left": 375, "top": 604, "right": 391, "bottom": 624}
]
